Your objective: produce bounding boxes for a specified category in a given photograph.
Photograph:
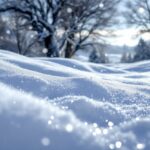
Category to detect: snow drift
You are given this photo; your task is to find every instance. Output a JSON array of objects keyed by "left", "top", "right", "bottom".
[{"left": 0, "top": 50, "right": 150, "bottom": 150}]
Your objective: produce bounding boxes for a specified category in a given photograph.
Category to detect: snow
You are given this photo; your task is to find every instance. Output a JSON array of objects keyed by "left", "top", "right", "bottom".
[
  {"left": 107, "top": 54, "right": 122, "bottom": 63},
  {"left": 0, "top": 50, "right": 150, "bottom": 150}
]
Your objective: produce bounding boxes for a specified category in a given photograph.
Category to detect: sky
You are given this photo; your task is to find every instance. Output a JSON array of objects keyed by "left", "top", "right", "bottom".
[
  {"left": 95, "top": 27, "right": 150, "bottom": 47},
  {"left": 110, "top": 0, "right": 150, "bottom": 47},
  {"left": 109, "top": 28, "right": 141, "bottom": 47}
]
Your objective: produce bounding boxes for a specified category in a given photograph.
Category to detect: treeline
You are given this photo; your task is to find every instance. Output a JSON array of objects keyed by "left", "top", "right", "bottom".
[{"left": 121, "top": 39, "right": 150, "bottom": 63}]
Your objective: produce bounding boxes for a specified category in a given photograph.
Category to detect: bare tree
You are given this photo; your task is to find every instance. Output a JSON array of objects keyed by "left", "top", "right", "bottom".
[
  {"left": 59, "top": 0, "right": 120, "bottom": 58},
  {"left": 125, "top": 0, "right": 150, "bottom": 34}
]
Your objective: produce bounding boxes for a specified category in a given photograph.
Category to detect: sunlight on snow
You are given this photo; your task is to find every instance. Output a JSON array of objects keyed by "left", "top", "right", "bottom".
[
  {"left": 102, "top": 129, "right": 108, "bottom": 135},
  {"left": 108, "top": 141, "right": 122, "bottom": 149},
  {"left": 93, "top": 123, "right": 98, "bottom": 128},
  {"left": 41, "top": 137, "right": 50, "bottom": 146},
  {"left": 109, "top": 144, "right": 115, "bottom": 149},
  {"left": 94, "top": 128, "right": 102, "bottom": 135},
  {"left": 65, "top": 124, "right": 74, "bottom": 133},
  {"left": 48, "top": 120, "right": 52, "bottom": 125},
  {"left": 108, "top": 121, "right": 114, "bottom": 128},
  {"left": 50, "top": 115, "right": 55, "bottom": 120},
  {"left": 136, "top": 143, "right": 145, "bottom": 150},
  {"left": 115, "top": 141, "right": 122, "bottom": 149}
]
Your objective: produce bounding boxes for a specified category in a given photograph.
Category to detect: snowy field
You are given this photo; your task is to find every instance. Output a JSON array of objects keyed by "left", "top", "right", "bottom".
[
  {"left": 107, "top": 54, "right": 122, "bottom": 63},
  {"left": 0, "top": 50, "right": 150, "bottom": 150}
]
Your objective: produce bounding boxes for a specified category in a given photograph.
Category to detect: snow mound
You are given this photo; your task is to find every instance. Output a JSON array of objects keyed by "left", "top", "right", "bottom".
[{"left": 0, "top": 50, "right": 150, "bottom": 150}]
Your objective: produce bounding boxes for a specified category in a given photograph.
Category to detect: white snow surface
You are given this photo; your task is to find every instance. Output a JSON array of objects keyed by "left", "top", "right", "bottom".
[{"left": 0, "top": 50, "right": 150, "bottom": 150}]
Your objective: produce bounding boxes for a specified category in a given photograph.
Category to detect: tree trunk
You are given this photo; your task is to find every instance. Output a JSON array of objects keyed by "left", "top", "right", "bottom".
[
  {"left": 65, "top": 34, "right": 75, "bottom": 58},
  {"left": 16, "top": 32, "right": 22, "bottom": 54},
  {"left": 65, "top": 41, "right": 74, "bottom": 58},
  {"left": 44, "top": 35, "right": 59, "bottom": 57},
  {"left": 15, "top": 16, "right": 22, "bottom": 54}
]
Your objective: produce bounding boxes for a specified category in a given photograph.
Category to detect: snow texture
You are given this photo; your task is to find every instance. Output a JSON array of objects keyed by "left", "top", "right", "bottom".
[{"left": 0, "top": 50, "right": 150, "bottom": 150}]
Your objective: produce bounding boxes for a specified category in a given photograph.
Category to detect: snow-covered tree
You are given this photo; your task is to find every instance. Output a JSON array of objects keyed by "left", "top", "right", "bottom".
[
  {"left": 0, "top": 0, "right": 64, "bottom": 57},
  {"left": 127, "top": 53, "right": 133, "bottom": 63},
  {"left": 121, "top": 52, "right": 133, "bottom": 63},
  {"left": 89, "top": 49, "right": 109, "bottom": 64},
  {"left": 133, "top": 39, "right": 150, "bottom": 61},
  {"left": 121, "top": 52, "right": 128, "bottom": 63}
]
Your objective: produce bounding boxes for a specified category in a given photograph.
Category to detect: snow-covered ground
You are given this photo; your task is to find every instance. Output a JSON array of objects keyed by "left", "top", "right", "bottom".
[
  {"left": 107, "top": 54, "right": 122, "bottom": 63},
  {"left": 0, "top": 50, "right": 150, "bottom": 150}
]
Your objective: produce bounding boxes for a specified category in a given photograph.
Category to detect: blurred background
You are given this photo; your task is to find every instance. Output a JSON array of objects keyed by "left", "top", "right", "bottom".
[{"left": 0, "top": 0, "right": 150, "bottom": 63}]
